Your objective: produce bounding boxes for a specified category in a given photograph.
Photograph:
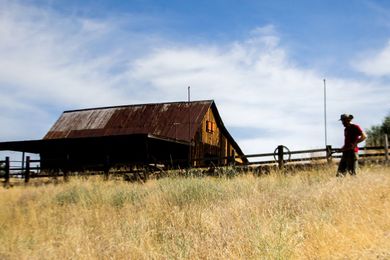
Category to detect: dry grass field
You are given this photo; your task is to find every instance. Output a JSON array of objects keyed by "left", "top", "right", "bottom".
[{"left": 0, "top": 164, "right": 389, "bottom": 259}]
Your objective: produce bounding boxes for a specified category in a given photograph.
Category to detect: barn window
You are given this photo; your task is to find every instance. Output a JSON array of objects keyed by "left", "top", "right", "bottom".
[{"left": 206, "top": 121, "right": 215, "bottom": 133}]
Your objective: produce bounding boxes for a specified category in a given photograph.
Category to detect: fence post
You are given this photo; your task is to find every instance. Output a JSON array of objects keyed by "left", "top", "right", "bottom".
[
  {"left": 4, "top": 157, "right": 10, "bottom": 186},
  {"left": 21, "top": 152, "right": 25, "bottom": 175},
  {"left": 277, "top": 145, "right": 284, "bottom": 169},
  {"left": 385, "top": 134, "right": 389, "bottom": 164},
  {"left": 326, "top": 145, "right": 333, "bottom": 163},
  {"left": 25, "top": 156, "right": 30, "bottom": 183}
]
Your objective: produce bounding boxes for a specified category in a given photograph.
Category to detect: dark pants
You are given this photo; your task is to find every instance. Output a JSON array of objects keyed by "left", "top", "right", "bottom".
[{"left": 337, "top": 150, "right": 358, "bottom": 176}]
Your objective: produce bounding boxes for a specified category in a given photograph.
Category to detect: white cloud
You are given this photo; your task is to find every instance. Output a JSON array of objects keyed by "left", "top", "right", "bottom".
[
  {"left": 0, "top": 4, "right": 118, "bottom": 102},
  {"left": 353, "top": 40, "right": 390, "bottom": 76},
  {"left": 0, "top": 2, "right": 388, "bottom": 155},
  {"left": 128, "top": 31, "right": 389, "bottom": 153}
]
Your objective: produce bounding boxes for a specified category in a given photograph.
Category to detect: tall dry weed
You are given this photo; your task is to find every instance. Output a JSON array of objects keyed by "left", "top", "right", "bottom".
[{"left": 0, "top": 165, "right": 389, "bottom": 259}]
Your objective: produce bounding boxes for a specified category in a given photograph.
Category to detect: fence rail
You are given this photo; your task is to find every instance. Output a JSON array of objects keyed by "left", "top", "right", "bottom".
[{"left": 1, "top": 144, "right": 388, "bottom": 185}]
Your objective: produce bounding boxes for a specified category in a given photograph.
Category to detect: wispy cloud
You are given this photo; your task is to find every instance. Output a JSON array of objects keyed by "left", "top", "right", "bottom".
[
  {"left": 353, "top": 40, "right": 390, "bottom": 77},
  {"left": 0, "top": 4, "right": 133, "bottom": 104},
  {"left": 128, "top": 28, "right": 388, "bottom": 152},
  {"left": 0, "top": 2, "right": 161, "bottom": 139},
  {"left": 364, "top": 0, "right": 390, "bottom": 28}
]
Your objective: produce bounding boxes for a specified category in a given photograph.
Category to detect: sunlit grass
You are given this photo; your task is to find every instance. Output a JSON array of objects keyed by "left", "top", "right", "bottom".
[{"left": 0, "top": 165, "right": 389, "bottom": 259}]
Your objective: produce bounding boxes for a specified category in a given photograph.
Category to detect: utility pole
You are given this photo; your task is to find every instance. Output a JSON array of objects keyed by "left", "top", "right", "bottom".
[
  {"left": 188, "top": 86, "right": 191, "bottom": 167},
  {"left": 323, "top": 79, "right": 328, "bottom": 147}
]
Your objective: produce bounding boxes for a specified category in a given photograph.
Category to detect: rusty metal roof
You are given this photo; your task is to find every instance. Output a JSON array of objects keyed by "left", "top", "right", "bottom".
[{"left": 44, "top": 100, "right": 213, "bottom": 143}]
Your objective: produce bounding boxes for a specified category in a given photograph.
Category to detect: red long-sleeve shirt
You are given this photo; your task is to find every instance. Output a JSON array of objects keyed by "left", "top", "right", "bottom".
[{"left": 343, "top": 123, "right": 363, "bottom": 152}]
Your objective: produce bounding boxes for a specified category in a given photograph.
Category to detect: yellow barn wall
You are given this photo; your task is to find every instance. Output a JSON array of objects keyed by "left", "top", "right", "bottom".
[{"left": 192, "top": 107, "right": 242, "bottom": 166}]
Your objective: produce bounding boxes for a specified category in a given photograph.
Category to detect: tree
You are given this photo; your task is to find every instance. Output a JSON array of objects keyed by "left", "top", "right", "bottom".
[
  {"left": 366, "top": 114, "right": 390, "bottom": 146},
  {"left": 381, "top": 116, "right": 390, "bottom": 136}
]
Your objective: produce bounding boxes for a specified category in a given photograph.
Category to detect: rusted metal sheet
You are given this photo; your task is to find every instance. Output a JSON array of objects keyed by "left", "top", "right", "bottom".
[{"left": 44, "top": 101, "right": 213, "bottom": 143}]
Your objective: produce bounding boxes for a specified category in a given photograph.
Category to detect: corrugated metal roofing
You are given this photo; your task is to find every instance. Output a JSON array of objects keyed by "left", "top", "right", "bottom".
[{"left": 44, "top": 100, "right": 214, "bottom": 143}]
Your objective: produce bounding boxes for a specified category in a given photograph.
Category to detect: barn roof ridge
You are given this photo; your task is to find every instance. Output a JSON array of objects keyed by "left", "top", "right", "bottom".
[{"left": 63, "top": 99, "right": 215, "bottom": 113}]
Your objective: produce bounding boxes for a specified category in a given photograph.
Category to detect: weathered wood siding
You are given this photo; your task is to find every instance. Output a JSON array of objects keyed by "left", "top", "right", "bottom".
[{"left": 192, "top": 107, "right": 242, "bottom": 166}]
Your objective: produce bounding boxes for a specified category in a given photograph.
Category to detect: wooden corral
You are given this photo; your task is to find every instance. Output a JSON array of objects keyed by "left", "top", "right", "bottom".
[
  {"left": 1, "top": 144, "right": 389, "bottom": 185},
  {"left": 0, "top": 100, "right": 247, "bottom": 172}
]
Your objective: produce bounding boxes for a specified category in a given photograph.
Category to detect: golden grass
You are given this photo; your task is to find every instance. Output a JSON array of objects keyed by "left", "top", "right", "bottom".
[{"left": 0, "top": 165, "right": 390, "bottom": 259}]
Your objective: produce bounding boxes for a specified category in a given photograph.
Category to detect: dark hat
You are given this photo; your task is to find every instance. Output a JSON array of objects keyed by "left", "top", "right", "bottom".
[{"left": 339, "top": 114, "right": 353, "bottom": 121}]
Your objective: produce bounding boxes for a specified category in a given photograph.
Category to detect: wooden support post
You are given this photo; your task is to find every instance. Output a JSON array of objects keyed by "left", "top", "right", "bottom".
[
  {"left": 277, "top": 145, "right": 284, "bottom": 169},
  {"left": 385, "top": 134, "right": 389, "bottom": 164},
  {"left": 63, "top": 171, "right": 69, "bottom": 182},
  {"left": 326, "top": 145, "right": 333, "bottom": 164},
  {"left": 4, "top": 157, "right": 10, "bottom": 186},
  {"left": 231, "top": 150, "right": 236, "bottom": 166},
  {"left": 104, "top": 155, "right": 110, "bottom": 180},
  {"left": 25, "top": 156, "right": 30, "bottom": 183},
  {"left": 63, "top": 154, "right": 70, "bottom": 182}
]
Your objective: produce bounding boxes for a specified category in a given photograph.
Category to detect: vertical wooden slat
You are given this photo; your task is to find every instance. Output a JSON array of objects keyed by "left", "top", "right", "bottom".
[
  {"left": 104, "top": 155, "right": 110, "bottom": 180},
  {"left": 64, "top": 154, "right": 69, "bottom": 182},
  {"left": 326, "top": 145, "right": 333, "bottom": 163},
  {"left": 25, "top": 156, "right": 30, "bottom": 183},
  {"left": 277, "top": 145, "right": 284, "bottom": 169},
  {"left": 4, "top": 157, "right": 10, "bottom": 186},
  {"left": 21, "top": 152, "right": 25, "bottom": 175},
  {"left": 384, "top": 134, "right": 389, "bottom": 164}
]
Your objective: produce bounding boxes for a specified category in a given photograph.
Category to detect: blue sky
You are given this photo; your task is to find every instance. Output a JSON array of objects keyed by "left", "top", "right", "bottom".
[{"left": 0, "top": 0, "right": 389, "bottom": 156}]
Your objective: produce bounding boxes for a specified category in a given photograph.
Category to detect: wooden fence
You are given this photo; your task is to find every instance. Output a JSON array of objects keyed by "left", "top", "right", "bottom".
[{"left": 1, "top": 144, "right": 389, "bottom": 185}]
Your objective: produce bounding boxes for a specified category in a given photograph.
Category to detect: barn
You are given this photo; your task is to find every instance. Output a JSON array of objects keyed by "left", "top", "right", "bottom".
[{"left": 0, "top": 100, "right": 247, "bottom": 171}]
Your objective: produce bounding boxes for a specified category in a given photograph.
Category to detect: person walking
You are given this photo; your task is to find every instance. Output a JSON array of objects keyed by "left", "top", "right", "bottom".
[{"left": 337, "top": 114, "right": 367, "bottom": 176}]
